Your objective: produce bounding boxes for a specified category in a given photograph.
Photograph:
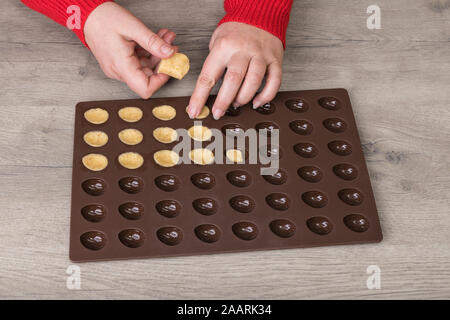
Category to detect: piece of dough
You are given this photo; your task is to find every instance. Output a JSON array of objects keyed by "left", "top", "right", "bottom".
[
  {"left": 152, "top": 105, "right": 176, "bottom": 121},
  {"left": 153, "top": 150, "right": 180, "bottom": 167},
  {"left": 188, "top": 125, "right": 212, "bottom": 141},
  {"left": 189, "top": 148, "right": 214, "bottom": 165},
  {"left": 118, "top": 152, "right": 144, "bottom": 169},
  {"left": 83, "top": 131, "right": 108, "bottom": 147},
  {"left": 84, "top": 108, "right": 109, "bottom": 124},
  {"left": 157, "top": 53, "right": 190, "bottom": 80},
  {"left": 82, "top": 153, "right": 108, "bottom": 171},
  {"left": 118, "top": 129, "right": 143, "bottom": 145},
  {"left": 153, "top": 127, "right": 178, "bottom": 143},
  {"left": 118, "top": 107, "right": 143, "bottom": 122},
  {"left": 186, "top": 106, "right": 210, "bottom": 119},
  {"left": 226, "top": 149, "right": 244, "bottom": 163}
]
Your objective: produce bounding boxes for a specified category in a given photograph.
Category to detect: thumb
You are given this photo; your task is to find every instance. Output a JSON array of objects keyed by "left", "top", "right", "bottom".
[{"left": 130, "top": 23, "right": 176, "bottom": 59}]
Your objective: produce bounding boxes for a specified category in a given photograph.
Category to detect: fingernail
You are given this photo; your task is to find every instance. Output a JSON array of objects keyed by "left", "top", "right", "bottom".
[
  {"left": 253, "top": 101, "right": 261, "bottom": 109},
  {"left": 213, "top": 109, "right": 224, "bottom": 120},
  {"left": 161, "top": 44, "right": 173, "bottom": 56},
  {"left": 187, "top": 106, "right": 195, "bottom": 119},
  {"left": 232, "top": 102, "right": 241, "bottom": 108}
]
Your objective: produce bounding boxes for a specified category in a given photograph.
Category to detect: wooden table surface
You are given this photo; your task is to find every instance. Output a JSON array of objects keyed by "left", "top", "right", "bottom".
[{"left": 0, "top": 0, "right": 449, "bottom": 299}]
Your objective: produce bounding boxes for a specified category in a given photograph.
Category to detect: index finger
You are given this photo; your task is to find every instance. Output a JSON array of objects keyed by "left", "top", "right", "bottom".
[{"left": 187, "top": 49, "right": 227, "bottom": 118}]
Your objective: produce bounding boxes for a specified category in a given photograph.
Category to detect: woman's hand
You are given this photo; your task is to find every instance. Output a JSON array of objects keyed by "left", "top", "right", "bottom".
[
  {"left": 84, "top": 2, "right": 177, "bottom": 99},
  {"left": 187, "top": 22, "right": 284, "bottom": 119}
]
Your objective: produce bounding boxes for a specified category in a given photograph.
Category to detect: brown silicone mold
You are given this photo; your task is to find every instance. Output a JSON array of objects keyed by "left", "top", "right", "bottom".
[{"left": 70, "top": 89, "right": 382, "bottom": 262}]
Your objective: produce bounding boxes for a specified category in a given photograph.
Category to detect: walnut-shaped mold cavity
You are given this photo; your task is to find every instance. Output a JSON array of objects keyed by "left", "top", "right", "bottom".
[
  {"left": 186, "top": 105, "right": 210, "bottom": 119},
  {"left": 255, "top": 102, "right": 276, "bottom": 114},
  {"left": 270, "top": 219, "right": 296, "bottom": 238},
  {"left": 323, "top": 118, "right": 347, "bottom": 133},
  {"left": 152, "top": 105, "right": 176, "bottom": 121},
  {"left": 232, "top": 221, "right": 258, "bottom": 241},
  {"left": 293, "top": 142, "right": 319, "bottom": 158},
  {"left": 307, "top": 217, "right": 333, "bottom": 235},
  {"left": 225, "top": 106, "right": 241, "bottom": 117},
  {"left": 297, "top": 166, "right": 323, "bottom": 183},
  {"left": 81, "top": 204, "right": 106, "bottom": 223},
  {"left": 80, "top": 231, "right": 107, "bottom": 250},
  {"left": 328, "top": 140, "right": 352, "bottom": 156},
  {"left": 84, "top": 108, "right": 109, "bottom": 124},
  {"left": 302, "top": 191, "right": 328, "bottom": 208},
  {"left": 156, "top": 200, "right": 182, "bottom": 218},
  {"left": 318, "top": 97, "right": 341, "bottom": 111},
  {"left": 118, "top": 228, "right": 145, "bottom": 248},
  {"left": 82, "top": 153, "right": 108, "bottom": 171},
  {"left": 118, "top": 129, "right": 143, "bottom": 146},
  {"left": 266, "top": 193, "right": 290, "bottom": 211},
  {"left": 189, "top": 148, "right": 214, "bottom": 165},
  {"left": 157, "top": 226, "right": 183, "bottom": 246},
  {"left": 188, "top": 125, "right": 212, "bottom": 141},
  {"left": 82, "top": 178, "right": 106, "bottom": 196},
  {"left": 192, "top": 197, "right": 218, "bottom": 216},
  {"left": 191, "top": 172, "right": 216, "bottom": 190},
  {"left": 118, "top": 176, "right": 143, "bottom": 194},
  {"left": 154, "top": 174, "right": 180, "bottom": 192},
  {"left": 338, "top": 188, "right": 364, "bottom": 206},
  {"left": 195, "top": 224, "right": 221, "bottom": 243},
  {"left": 119, "top": 202, "right": 144, "bottom": 220},
  {"left": 153, "top": 127, "right": 177, "bottom": 144},
  {"left": 118, "top": 152, "right": 144, "bottom": 169},
  {"left": 255, "top": 122, "right": 279, "bottom": 137},
  {"left": 285, "top": 98, "right": 309, "bottom": 113},
  {"left": 118, "top": 106, "right": 143, "bottom": 123},
  {"left": 225, "top": 149, "right": 244, "bottom": 163},
  {"left": 262, "top": 169, "right": 288, "bottom": 185},
  {"left": 226, "top": 170, "right": 252, "bottom": 187},
  {"left": 154, "top": 150, "right": 179, "bottom": 167},
  {"left": 289, "top": 120, "right": 313, "bottom": 135},
  {"left": 343, "top": 214, "right": 370, "bottom": 232},
  {"left": 333, "top": 163, "right": 358, "bottom": 180},
  {"left": 259, "top": 144, "right": 283, "bottom": 160},
  {"left": 221, "top": 123, "right": 245, "bottom": 136},
  {"left": 83, "top": 131, "right": 108, "bottom": 147},
  {"left": 229, "top": 195, "right": 256, "bottom": 213}
]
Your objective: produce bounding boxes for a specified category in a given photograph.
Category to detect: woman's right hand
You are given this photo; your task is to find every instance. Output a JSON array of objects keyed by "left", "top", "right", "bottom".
[{"left": 84, "top": 2, "right": 177, "bottom": 99}]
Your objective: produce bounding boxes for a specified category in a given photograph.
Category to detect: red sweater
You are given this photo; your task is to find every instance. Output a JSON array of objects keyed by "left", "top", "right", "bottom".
[{"left": 21, "top": 0, "right": 292, "bottom": 48}]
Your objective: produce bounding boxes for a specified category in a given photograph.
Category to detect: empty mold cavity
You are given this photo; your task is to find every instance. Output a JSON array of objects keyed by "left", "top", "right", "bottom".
[
  {"left": 266, "top": 193, "right": 291, "bottom": 211},
  {"left": 192, "top": 198, "right": 218, "bottom": 216},
  {"left": 232, "top": 221, "right": 259, "bottom": 240},
  {"left": 323, "top": 118, "right": 347, "bottom": 133},
  {"left": 343, "top": 214, "right": 370, "bottom": 232},
  {"left": 333, "top": 163, "right": 358, "bottom": 180},
  {"left": 154, "top": 175, "right": 180, "bottom": 192},
  {"left": 157, "top": 226, "right": 183, "bottom": 246},
  {"left": 82, "top": 178, "right": 106, "bottom": 196},
  {"left": 307, "top": 217, "right": 333, "bottom": 235},
  {"left": 118, "top": 202, "right": 144, "bottom": 220},
  {"left": 81, "top": 204, "right": 106, "bottom": 223},
  {"left": 191, "top": 172, "right": 216, "bottom": 189},
  {"left": 293, "top": 142, "right": 319, "bottom": 158},
  {"left": 285, "top": 98, "right": 309, "bottom": 113},
  {"left": 297, "top": 166, "right": 323, "bottom": 183},
  {"left": 270, "top": 219, "right": 296, "bottom": 238},
  {"left": 229, "top": 195, "right": 256, "bottom": 213},
  {"left": 328, "top": 140, "right": 352, "bottom": 156},
  {"left": 194, "top": 224, "right": 221, "bottom": 243},
  {"left": 289, "top": 120, "right": 313, "bottom": 135},
  {"left": 80, "top": 231, "right": 107, "bottom": 250},
  {"left": 338, "top": 188, "right": 364, "bottom": 206},
  {"left": 302, "top": 191, "right": 328, "bottom": 208},
  {"left": 226, "top": 170, "right": 252, "bottom": 187},
  {"left": 318, "top": 97, "right": 341, "bottom": 111},
  {"left": 118, "top": 176, "right": 143, "bottom": 194},
  {"left": 118, "top": 229, "right": 145, "bottom": 248},
  {"left": 155, "top": 200, "right": 182, "bottom": 218}
]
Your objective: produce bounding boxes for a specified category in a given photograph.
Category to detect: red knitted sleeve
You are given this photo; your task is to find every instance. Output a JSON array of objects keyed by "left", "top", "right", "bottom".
[
  {"left": 219, "top": 0, "right": 293, "bottom": 48},
  {"left": 21, "top": 0, "right": 112, "bottom": 46}
]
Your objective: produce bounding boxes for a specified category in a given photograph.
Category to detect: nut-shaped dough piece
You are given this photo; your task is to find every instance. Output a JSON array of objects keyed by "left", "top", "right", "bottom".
[
  {"left": 83, "top": 131, "right": 109, "bottom": 147},
  {"left": 118, "top": 107, "right": 143, "bottom": 122},
  {"left": 118, "top": 152, "right": 144, "bottom": 169},
  {"left": 226, "top": 149, "right": 244, "bottom": 163},
  {"left": 118, "top": 129, "right": 143, "bottom": 145},
  {"left": 157, "top": 53, "right": 190, "bottom": 80},
  {"left": 188, "top": 125, "right": 212, "bottom": 141},
  {"left": 153, "top": 150, "right": 180, "bottom": 167},
  {"left": 189, "top": 148, "right": 214, "bottom": 165},
  {"left": 84, "top": 108, "right": 109, "bottom": 124},
  {"left": 82, "top": 153, "right": 108, "bottom": 171},
  {"left": 153, "top": 127, "right": 178, "bottom": 143},
  {"left": 152, "top": 105, "right": 176, "bottom": 121},
  {"left": 186, "top": 106, "right": 210, "bottom": 119}
]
